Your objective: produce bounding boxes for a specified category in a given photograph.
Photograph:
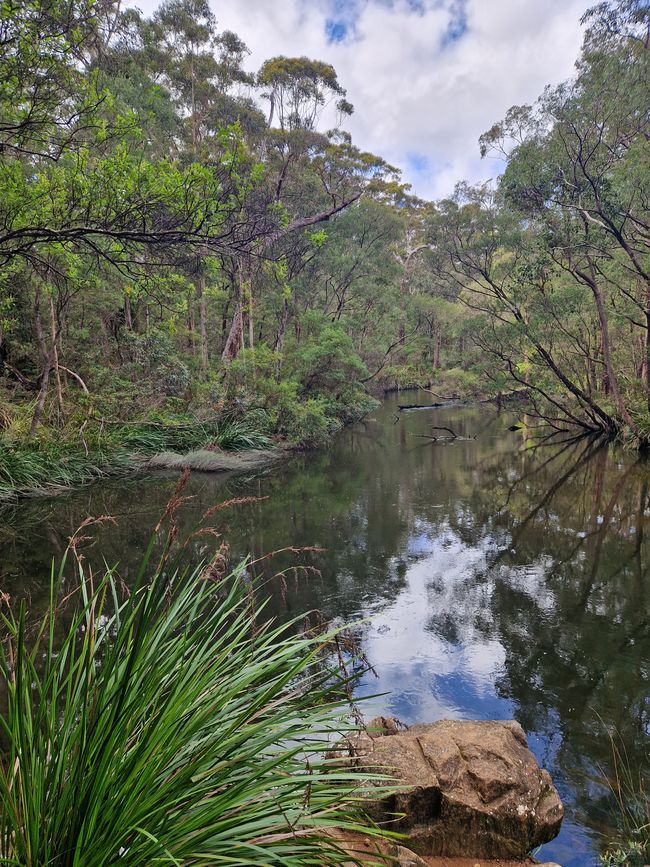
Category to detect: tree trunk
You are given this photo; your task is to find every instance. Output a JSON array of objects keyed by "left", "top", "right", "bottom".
[
  {"left": 433, "top": 331, "right": 441, "bottom": 370},
  {"left": 586, "top": 263, "right": 638, "bottom": 435},
  {"left": 197, "top": 272, "right": 209, "bottom": 373},
  {"left": 30, "top": 285, "right": 53, "bottom": 436},
  {"left": 645, "top": 284, "right": 650, "bottom": 413},
  {"left": 49, "top": 295, "right": 64, "bottom": 418},
  {"left": 124, "top": 294, "right": 133, "bottom": 330},
  {"left": 222, "top": 259, "right": 253, "bottom": 363},
  {"left": 221, "top": 302, "right": 243, "bottom": 362},
  {"left": 275, "top": 298, "right": 289, "bottom": 354}
]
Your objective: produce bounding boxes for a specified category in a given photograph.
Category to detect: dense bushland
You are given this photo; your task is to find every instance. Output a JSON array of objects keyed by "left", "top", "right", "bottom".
[{"left": 0, "top": 0, "right": 648, "bottom": 502}]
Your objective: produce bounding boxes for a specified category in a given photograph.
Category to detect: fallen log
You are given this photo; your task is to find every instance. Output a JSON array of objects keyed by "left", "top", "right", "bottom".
[{"left": 398, "top": 402, "right": 448, "bottom": 410}]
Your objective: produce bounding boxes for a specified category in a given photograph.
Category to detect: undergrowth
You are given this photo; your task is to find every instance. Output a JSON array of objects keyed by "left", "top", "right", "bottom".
[
  {"left": 599, "top": 731, "right": 650, "bottom": 866},
  {"left": 0, "top": 503, "right": 389, "bottom": 865},
  {"left": 0, "top": 416, "right": 269, "bottom": 501}
]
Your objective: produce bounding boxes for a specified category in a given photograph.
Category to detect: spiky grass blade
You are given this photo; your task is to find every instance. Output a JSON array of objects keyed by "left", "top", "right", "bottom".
[{"left": 0, "top": 552, "right": 385, "bottom": 865}]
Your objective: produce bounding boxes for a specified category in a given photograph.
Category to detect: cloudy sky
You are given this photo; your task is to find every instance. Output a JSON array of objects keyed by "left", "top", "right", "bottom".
[{"left": 137, "top": 0, "right": 594, "bottom": 200}]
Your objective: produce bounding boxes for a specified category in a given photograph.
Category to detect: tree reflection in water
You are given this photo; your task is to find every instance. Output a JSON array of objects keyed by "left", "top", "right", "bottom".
[{"left": 0, "top": 393, "right": 648, "bottom": 866}]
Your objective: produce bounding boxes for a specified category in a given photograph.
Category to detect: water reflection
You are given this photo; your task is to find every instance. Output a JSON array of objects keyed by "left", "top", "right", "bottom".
[{"left": 1, "top": 393, "right": 648, "bottom": 866}]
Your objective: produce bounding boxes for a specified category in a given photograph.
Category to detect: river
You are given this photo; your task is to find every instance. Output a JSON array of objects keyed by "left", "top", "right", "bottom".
[{"left": 1, "top": 391, "right": 648, "bottom": 866}]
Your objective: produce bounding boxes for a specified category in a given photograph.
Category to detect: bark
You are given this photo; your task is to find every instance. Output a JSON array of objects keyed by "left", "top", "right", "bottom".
[
  {"left": 645, "top": 284, "right": 650, "bottom": 413},
  {"left": 274, "top": 297, "right": 289, "bottom": 354},
  {"left": 433, "top": 331, "right": 441, "bottom": 370},
  {"left": 197, "top": 272, "right": 209, "bottom": 373},
  {"left": 30, "top": 285, "right": 54, "bottom": 435},
  {"left": 123, "top": 293, "right": 133, "bottom": 330},
  {"left": 578, "top": 261, "right": 638, "bottom": 435},
  {"left": 49, "top": 295, "right": 64, "bottom": 417},
  {"left": 221, "top": 300, "right": 243, "bottom": 362}
]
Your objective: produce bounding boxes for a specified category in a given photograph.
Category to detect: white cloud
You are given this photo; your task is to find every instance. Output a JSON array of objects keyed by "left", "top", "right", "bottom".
[{"left": 135, "top": 0, "right": 593, "bottom": 199}]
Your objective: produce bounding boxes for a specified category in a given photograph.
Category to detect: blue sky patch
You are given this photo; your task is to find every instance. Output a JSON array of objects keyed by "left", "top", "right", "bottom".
[
  {"left": 324, "top": 0, "right": 362, "bottom": 43},
  {"left": 407, "top": 151, "right": 430, "bottom": 174},
  {"left": 442, "top": 0, "right": 468, "bottom": 46},
  {"left": 325, "top": 18, "right": 348, "bottom": 41}
]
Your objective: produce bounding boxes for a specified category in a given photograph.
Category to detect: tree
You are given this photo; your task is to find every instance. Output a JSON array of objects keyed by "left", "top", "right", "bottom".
[{"left": 258, "top": 56, "right": 353, "bottom": 131}]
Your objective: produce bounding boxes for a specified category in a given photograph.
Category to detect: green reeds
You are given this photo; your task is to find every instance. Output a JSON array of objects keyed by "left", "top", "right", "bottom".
[
  {"left": 0, "top": 541, "right": 385, "bottom": 865},
  {"left": 600, "top": 731, "right": 650, "bottom": 866},
  {"left": 0, "top": 416, "right": 270, "bottom": 501}
]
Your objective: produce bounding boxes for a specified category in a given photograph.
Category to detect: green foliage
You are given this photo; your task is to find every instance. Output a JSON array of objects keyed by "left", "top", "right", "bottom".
[
  {"left": 0, "top": 535, "right": 386, "bottom": 864},
  {"left": 430, "top": 368, "right": 482, "bottom": 399},
  {"left": 257, "top": 55, "right": 350, "bottom": 131},
  {"left": 287, "top": 322, "right": 368, "bottom": 399},
  {"left": 599, "top": 732, "right": 650, "bottom": 867},
  {"left": 0, "top": 416, "right": 269, "bottom": 500},
  {"left": 223, "top": 335, "right": 374, "bottom": 447}
]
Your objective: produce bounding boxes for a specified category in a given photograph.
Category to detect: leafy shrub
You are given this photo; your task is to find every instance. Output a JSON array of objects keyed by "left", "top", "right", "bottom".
[
  {"left": 120, "top": 329, "right": 190, "bottom": 398},
  {"left": 430, "top": 367, "right": 482, "bottom": 398},
  {"left": 278, "top": 395, "right": 343, "bottom": 447},
  {"left": 286, "top": 324, "right": 367, "bottom": 401}
]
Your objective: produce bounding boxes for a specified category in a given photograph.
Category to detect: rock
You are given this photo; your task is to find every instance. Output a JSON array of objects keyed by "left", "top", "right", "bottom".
[
  {"left": 328, "top": 829, "right": 428, "bottom": 865},
  {"left": 340, "top": 719, "right": 564, "bottom": 859},
  {"left": 367, "top": 715, "right": 404, "bottom": 736}
]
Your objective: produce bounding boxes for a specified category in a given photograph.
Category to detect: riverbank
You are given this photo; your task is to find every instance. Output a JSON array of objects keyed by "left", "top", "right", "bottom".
[
  {"left": 1, "top": 396, "right": 647, "bottom": 864},
  {"left": 0, "top": 384, "right": 522, "bottom": 504},
  {"left": 0, "top": 415, "right": 275, "bottom": 503}
]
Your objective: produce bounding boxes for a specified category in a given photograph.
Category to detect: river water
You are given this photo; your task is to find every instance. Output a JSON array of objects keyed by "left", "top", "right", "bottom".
[{"left": 1, "top": 392, "right": 648, "bottom": 865}]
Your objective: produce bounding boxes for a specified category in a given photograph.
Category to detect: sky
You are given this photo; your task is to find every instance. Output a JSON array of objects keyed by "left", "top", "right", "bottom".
[{"left": 136, "top": 0, "right": 595, "bottom": 200}]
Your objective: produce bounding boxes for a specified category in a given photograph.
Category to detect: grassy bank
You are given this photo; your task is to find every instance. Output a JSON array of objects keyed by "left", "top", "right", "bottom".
[{"left": 0, "top": 415, "right": 270, "bottom": 502}]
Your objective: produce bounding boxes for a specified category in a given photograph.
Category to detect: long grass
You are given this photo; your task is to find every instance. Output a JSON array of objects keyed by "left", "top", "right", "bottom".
[
  {"left": 0, "top": 535, "right": 386, "bottom": 865},
  {"left": 0, "top": 416, "right": 270, "bottom": 501},
  {"left": 599, "top": 731, "right": 650, "bottom": 866}
]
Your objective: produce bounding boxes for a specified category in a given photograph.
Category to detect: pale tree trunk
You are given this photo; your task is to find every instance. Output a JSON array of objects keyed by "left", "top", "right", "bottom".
[
  {"left": 221, "top": 303, "right": 243, "bottom": 362},
  {"left": 584, "top": 261, "right": 638, "bottom": 435},
  {"left": 433, "top": 331, "right": 441, "bottom": 370},
  {"left": 123, "top": 294, "right": 133, "bottom": 330},
  {"left": 274, "top": 297, "right": 290, "bottom": 354},
  {"left": 187, "top": 287, "right": 196, "bottom": 353},
  {"left": 197, "top": 272, "right": 209, "bottom": 373},
  {"left": 49, "top": 295, "right": 64, "bottom": 418},
  {"left": 248, "top": 283, "right": 254, "bottom": 352},
  {"left": 221, "top": 260, "right": 251, "bottom": 363},
  {"left": 394, "top": 238, "right": 430, "bottom": 344},
  {"left": 645, "top": 283, "right": 650, "bottom": 413},
  {"left": 30, "top": 286, "right": 57, "bottom": 436}
]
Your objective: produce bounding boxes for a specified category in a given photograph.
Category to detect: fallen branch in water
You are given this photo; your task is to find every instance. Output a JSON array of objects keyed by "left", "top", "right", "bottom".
[
  {"left": 431, "top": 426, "right": 458, "bottom": 438},
  {"left": 410, "top": 432, "right": 477, "bottom": 443}
]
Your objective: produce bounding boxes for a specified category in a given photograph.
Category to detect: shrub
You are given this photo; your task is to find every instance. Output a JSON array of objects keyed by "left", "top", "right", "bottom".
[
  {"left": 278, "top": 395, "right": 343, "bottom": 447},
  {"left": 430, "top": 367, "right": 482, "bottom": 398},
  {"left": 286, "top": 324, "right": 368, "bottom": 401},
  {"left": 0, "top": 535, "right": 386, "bottom": 865},
  {"left": 224, "top": 343, "right": 372, "bottom": 447}
]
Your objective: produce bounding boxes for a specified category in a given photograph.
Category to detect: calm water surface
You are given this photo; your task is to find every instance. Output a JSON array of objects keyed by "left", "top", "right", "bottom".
[{"left": 1, "top": 392, "right": 649, "bottom": 866}]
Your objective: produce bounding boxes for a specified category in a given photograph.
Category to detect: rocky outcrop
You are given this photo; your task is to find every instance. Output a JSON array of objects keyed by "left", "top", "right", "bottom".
[
  {"left": 330, "top": 830, "right": 562, "bottom": 866},
  {"left": 331, "top": 718, "right": 563, "bottom": 860}
]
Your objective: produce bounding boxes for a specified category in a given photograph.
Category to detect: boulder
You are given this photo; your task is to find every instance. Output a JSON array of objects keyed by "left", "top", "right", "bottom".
[
  {"left": 332, "top": 719, "right": 563, "bottom": 859},
  {"left": 328, "top": 829, "right": 428, "bottom": 865}
]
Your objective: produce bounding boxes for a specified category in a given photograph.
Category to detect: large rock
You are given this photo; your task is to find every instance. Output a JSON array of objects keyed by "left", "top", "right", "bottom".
[
  {"left": 328, "top": 829, "right": 428, "bottom": 865},
  {"left": 332, "top": 718, "right": 563, "bottom": 859}
]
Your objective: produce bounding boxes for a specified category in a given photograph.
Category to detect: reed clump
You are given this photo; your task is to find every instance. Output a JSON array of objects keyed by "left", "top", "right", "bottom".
[
  {"left": 0, "top": 415, "right": 270, "bottom": 501},
  {"left": 0, "top": 528, "right": 385, "bottom": 864}
]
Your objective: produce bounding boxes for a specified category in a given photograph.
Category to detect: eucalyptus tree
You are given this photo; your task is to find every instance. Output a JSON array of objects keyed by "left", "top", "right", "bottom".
[
  {"left": 470, "top": 0, "right": 650, "bottom": 441},
  {"left": 257, "top": 56, "right": 353, "bottom": 131}
]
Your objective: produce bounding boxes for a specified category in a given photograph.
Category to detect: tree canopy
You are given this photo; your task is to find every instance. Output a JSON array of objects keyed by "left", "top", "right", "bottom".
[{"left": 0, "top": 0, "right": 648, "bottom": 455}]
